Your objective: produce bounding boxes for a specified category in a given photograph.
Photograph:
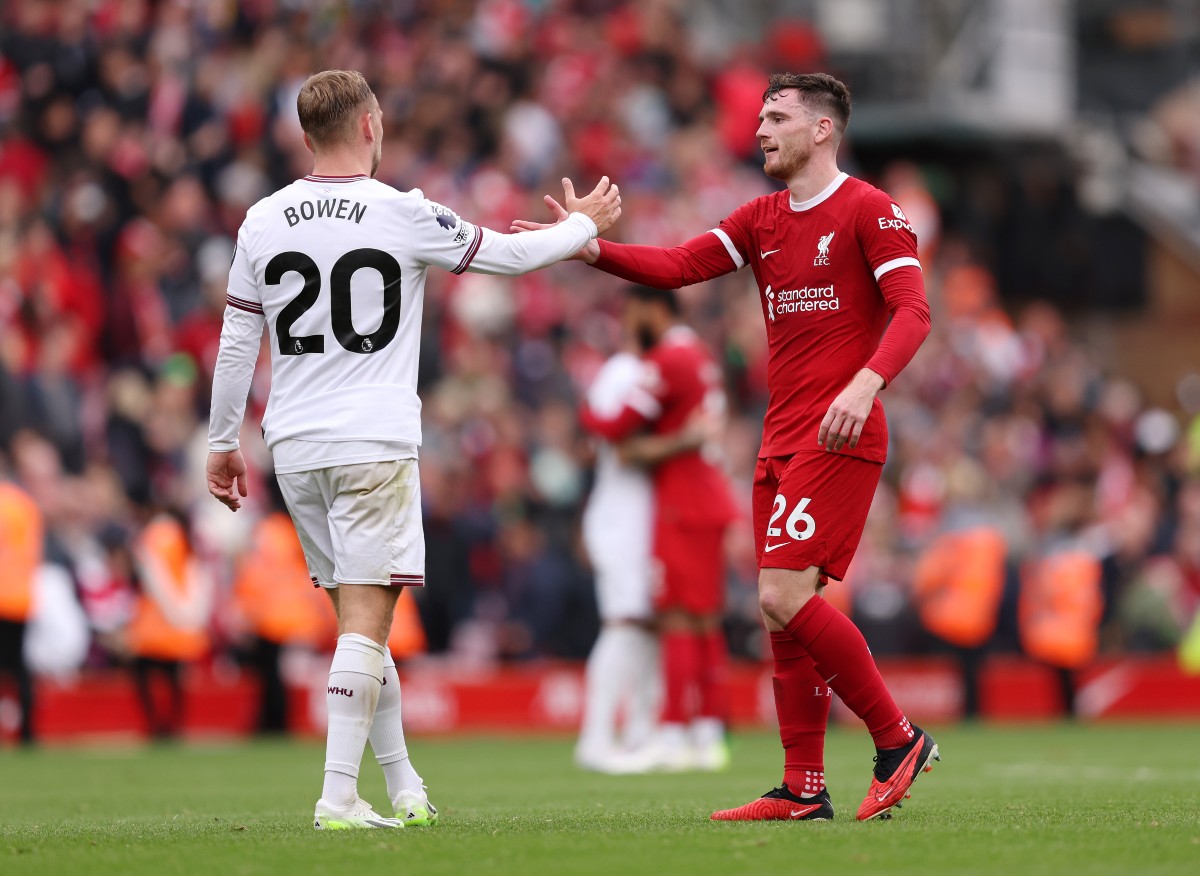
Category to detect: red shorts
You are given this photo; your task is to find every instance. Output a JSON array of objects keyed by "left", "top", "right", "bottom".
[
  {"left": 752, "top": 452, "right": 882, "bottom": 580},
  {"left": 652, "top": 521, "right": 726, "bottom": 615}
]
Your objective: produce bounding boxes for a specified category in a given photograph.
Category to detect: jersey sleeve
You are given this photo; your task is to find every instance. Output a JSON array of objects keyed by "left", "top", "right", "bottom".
[
  {"left": 579, "top": 358, "right": 664, "bottom": 441},
  {"left": 409, "top": 196, "right": 486, "bottom": 275},
  {"left": 226, "top": 223, "right": 263, "bottom": 315},
  {"left": 856, "top": 189, "right": 931, "bottom": 386},
  {"left": 592, "top": 233, "right": 738, "bottom": 288},
  {"left": 209, "top": 305, "right": 265, "bottom": 451},
  {"left": 211, "top": 221, "right": 265, "bottom": 450},
  {"left": 712, "top": 199, "right": 758, "bottom": 269},
  {"left": 855, "top": 189, "right": 922, "bottom": 281}
]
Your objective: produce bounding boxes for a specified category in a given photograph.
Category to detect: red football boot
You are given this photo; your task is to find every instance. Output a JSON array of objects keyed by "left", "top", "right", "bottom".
[
  {"left": 856, "top": 726, "right": 940, "bottom": 821},
  {"left": 711, "top": 786, "right": 834, "bottom": 822}
]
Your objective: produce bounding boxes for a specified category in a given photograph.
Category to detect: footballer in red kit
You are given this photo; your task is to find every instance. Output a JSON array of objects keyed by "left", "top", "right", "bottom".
[
  {"left": 516, "top": 72, "right": 938, "bottom": 821},
  {"left": 581, "top": 286, "right": 739, "bottom": 770}
]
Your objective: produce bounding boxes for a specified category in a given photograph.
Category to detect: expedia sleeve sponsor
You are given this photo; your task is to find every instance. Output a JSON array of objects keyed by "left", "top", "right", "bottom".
[{"left": 877, "top": 204, "right": 914, "bottom": 233}]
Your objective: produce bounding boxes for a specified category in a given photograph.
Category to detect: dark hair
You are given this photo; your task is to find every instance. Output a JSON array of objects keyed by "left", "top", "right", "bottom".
[
  {"left": 763, "top": 72, "right": 852, "bottom": 135},
  {"left": 627, "top": 284, "right": 680, "bottom": 315},
  {"left": 297, "top": 69, "right": 374, "bottom": 147}
]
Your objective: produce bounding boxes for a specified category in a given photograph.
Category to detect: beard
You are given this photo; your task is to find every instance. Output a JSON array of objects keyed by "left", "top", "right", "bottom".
[
  {"left": 763, "top": 143, "right": 809, "bottom": 181},
  {"left": 635, "top": 325, "right": 658, "bottom": 353}
]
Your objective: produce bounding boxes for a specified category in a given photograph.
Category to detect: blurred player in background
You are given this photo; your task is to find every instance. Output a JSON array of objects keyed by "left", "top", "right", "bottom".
[
  {"left": 581, "top": 286, "right": 739, "bottom": 772},
  {"left": 206, "top": 69, "right": 621, "bottom": 829},
  {"left": 575, "top": 290, "right": 715, "bottom": 773},
  {"left": 575, "top": 341, "right": 657, "bottom": 773},
  {"left": 518, "top": 73, "right": 935, "bottom": 821}
]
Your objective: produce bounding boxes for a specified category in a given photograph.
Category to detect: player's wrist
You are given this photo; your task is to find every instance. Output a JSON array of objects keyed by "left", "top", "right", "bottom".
[
  {"left": 857, "top": 368, "right": 886, "bottom": 392},
  {"left": 568, "top": 212, "right": 598, "bottom": 239}
]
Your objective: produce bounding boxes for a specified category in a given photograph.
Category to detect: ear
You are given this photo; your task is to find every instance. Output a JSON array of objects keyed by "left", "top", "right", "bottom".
[
  {"left": 302, "top": 132, "right": 314, "bottom": 155},
  {"left": 813, "top": 116, "right": 835, "bottom": 145},
  {"left": 361, "top": 110, "right": 375, "bottom": 142}
]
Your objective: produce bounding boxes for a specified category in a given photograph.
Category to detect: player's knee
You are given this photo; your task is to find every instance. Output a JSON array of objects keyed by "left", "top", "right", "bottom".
[
  {"left": 757, "top": 585, "right": 792, "bottom": 627},
  {"left": 757, "top": 568, "right": 820, "bottom": 626}
]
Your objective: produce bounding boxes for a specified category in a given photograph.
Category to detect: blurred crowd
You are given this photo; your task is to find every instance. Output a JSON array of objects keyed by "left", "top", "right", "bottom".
[{"left": 1, "top": 0, "right": 1199, "bottom": 721}]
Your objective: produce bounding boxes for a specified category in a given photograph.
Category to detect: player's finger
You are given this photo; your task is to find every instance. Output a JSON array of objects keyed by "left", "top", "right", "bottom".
[
  {"left": 589, "top": 175, "right": 610, "bottom": 197},
  {"left": 562, "top": 177, "right": 576, "bottom": 203},
  {"left": 237, "top": 471, "right": 248, "bottom": 497},
  {"left": 818, "top": 412, "right": 833, "bottom": 446},
  {"left": 848, "top": 418, "right": 865, "bottom": 449},
  {"left": 825, "top": 414, "right": 846, "bottom": 451},
  {"left": 544, "top": 195, "right": 570, "bottom": 219}
]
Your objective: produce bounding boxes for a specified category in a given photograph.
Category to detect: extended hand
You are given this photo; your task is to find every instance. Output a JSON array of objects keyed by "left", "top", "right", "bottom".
[
  {"left": 207, "top": 450, "right": 248, "bottom": 512},
  {"left": 510, "top": 177, "right": 618, "bottom": 263},
  {"left": 818, "top": 369, "right": 885, "bottom": 452},
  {"left": 561, "top": 176, "right": 621, "bottom": 235}
]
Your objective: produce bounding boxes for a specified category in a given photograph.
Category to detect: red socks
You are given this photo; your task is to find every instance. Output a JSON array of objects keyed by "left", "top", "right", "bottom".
[
  {"left": 698, "top": 628, "right": 728, "bottom": 721},
  {"left": 661, "top": 630, "right": 701, "bottom": 725},
  {"left": 770, "top": 630, "right": 830, "bottom": 796},
  {"left": 662, "top": 629, "right": 729, "bottom": 725},
  {"left": 784, "top": 597, "right": 914, "bottom": 751}
]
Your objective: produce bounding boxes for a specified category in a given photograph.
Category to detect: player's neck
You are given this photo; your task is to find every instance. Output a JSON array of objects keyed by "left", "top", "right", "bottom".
[
  {"left": 785, "top": 158, "right": 841, "bottom": 204},
  {"left": 310, "top": 147, "right": 373, "bottom": 178}
]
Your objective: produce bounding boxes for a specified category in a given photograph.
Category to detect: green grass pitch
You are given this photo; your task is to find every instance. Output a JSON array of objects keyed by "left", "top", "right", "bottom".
[{"left": 2, "top": 724, "right": 1197, "bottom": 876}]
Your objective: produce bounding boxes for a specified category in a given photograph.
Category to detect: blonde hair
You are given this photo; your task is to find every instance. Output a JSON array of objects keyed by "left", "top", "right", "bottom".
[{"left": 296, "top": 70, "right": 374, "bottom": 147}]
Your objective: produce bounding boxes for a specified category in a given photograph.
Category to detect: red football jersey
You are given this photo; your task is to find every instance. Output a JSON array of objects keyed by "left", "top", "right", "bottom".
[
  {"left": 582, "top": 326, "right": 738, "bottom": 528},
  {"left": 712, "top": 173, "right": 923, "bottom": 462}
]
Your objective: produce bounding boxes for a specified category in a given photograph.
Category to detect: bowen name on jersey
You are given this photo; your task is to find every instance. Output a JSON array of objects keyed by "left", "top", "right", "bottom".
[{"left": 283, "top": 198, "right": 368, "bottom": 227}]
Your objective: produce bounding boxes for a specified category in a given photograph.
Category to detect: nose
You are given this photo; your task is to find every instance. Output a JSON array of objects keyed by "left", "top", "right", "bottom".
[{"left": 755, "top": 120, "right": 768, "bottom": 140}]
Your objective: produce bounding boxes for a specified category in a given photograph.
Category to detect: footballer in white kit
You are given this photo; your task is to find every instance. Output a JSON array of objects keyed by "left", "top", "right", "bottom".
[
  {"left": 206, "top": 69, "right": 621, "bottom": 830},
  {"left": 576, "top": 351, "right": 658, "bottom": 771},
  {"left": 211, "top": 174, "right": 601, "bottom": 588}
]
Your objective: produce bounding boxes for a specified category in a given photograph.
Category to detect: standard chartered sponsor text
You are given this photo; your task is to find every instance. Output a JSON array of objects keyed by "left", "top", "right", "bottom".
[{"left": 775, "top": 284, "right": 840, "bottom": 313}]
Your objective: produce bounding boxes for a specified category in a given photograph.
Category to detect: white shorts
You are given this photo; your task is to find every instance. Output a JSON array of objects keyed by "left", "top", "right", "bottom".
[
  {"left": 584, "top": 530, "right": 653, "bottom": 622},
  {"left": 592, "top": 560, "right": 654, "bottom": 622},
  {"left": 277, "top": 459, "right": 425, "bottom": 588}
]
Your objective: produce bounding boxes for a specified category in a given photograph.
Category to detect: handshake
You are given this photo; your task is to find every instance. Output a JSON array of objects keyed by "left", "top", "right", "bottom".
[{"left": 510, "top": 176, "right": 619, "bottom": 265}]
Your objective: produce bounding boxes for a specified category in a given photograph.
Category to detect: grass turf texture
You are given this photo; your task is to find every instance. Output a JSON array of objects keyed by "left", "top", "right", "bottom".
[{"left": 2, "top": 724, "right": 1198, "bottom": 876}]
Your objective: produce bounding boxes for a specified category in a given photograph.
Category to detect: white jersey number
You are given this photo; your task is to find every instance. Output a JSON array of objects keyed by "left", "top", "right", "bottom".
[
  {"left": 266, "top": 248, "right": 402, "bottom": 356},
  {"left": 766, "top": 494, "right": 816, "bottom": 541}
]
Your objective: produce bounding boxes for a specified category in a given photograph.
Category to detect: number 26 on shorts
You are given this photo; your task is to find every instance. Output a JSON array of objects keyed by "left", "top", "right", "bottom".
[{"left": 767, "top": 495, "right": 816, "bottom": 541}]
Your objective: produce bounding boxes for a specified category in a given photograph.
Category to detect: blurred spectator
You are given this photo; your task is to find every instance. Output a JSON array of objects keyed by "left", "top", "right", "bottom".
[
  {"left": 124, "top": 512, "right": 212, "bottom": 738},
  {"left": 230, "top": 479, "right": 335, "bottom": 734},
  {"left": 0, "top": 473, "right": 42, "bottom": 744}
]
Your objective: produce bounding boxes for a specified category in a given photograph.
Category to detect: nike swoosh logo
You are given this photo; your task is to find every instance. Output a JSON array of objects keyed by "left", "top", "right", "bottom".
[
  {"left": 875, "top": 789, "right": 893, "bottom": 803},
  {"left": 790, "top": 805, "right": 820, "bottom": 818},
  {"left": 760, "top": 249, "right": 781, "bottom": 259},
  {"left": 763, "top": 542, "right": 788, "bottom": 552}
]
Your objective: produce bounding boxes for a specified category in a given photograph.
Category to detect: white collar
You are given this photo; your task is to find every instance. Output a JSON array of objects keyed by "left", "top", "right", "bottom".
[{"left": 788, "top": 172, "right": 848, "bottom": 212}]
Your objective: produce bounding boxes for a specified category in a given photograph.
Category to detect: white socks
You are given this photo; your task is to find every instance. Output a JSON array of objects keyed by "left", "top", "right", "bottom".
[
  {"left": 578, "top": 624, "right": 659, "bottom": 756},
  {"left": 623, "top": 627, "right": 659, "bottom": 750},
  {"left": 322, "top": 633, "right": 385, "bottom": 808},
  {"left": 369, "top": 649, "right": 423, "bottom": 808}
]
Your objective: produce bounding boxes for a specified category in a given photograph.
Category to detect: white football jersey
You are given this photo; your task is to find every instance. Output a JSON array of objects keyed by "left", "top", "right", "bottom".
[
  {"left": 581, "top": 352, "right": 654, "bottom": 572},
  {"left": 211, "top": 172, "right": 595, "bottom": 467}
]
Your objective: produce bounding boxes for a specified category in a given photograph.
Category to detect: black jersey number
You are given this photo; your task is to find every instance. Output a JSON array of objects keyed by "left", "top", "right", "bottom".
[{"left": 266, "top": 248, "right": 402, "bottom": 356}]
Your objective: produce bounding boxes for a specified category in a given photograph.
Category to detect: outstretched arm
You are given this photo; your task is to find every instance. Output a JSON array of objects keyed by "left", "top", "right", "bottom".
[
  {"left": 512, "top": 195, "right": 738, "bottom": 289},
  {"left": 451, "top": 177, "right": 621, "bottom": 276}
]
